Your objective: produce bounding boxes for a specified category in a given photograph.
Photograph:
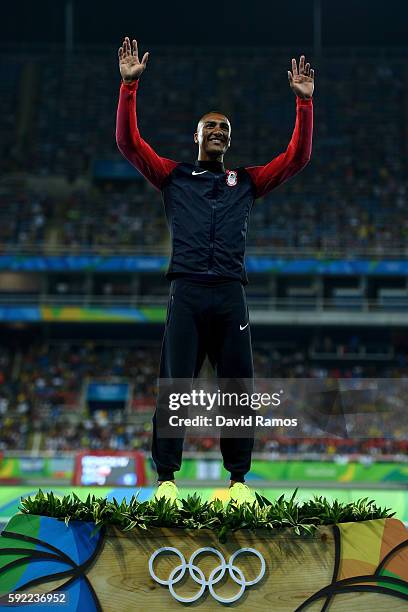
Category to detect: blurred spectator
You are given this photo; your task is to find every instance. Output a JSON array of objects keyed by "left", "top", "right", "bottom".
[
  {"left": 0, "top": 340, "right": 406, "bottom": 453},
  {"left": 0, "top": 48, "right": 406, "bottom": 254}
]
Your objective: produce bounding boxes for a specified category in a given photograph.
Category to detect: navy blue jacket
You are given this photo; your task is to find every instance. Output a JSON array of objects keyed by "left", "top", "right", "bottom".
[
  {"left": 116, "top": 80, "right": 313, "bottom": 284},
  {"left": 162, "top": 162, "right": 254, "bottom": 283}
]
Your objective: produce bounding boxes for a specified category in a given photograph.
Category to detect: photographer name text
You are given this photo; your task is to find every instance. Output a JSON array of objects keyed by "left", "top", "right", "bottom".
[{"left": 168, "top": 415, "right": 298, "bottom": 427}]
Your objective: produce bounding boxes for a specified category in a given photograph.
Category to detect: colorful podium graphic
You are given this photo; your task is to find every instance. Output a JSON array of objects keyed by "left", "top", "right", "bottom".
[{"left": 0, "top": 513, "right": 407, "bottom": 610}]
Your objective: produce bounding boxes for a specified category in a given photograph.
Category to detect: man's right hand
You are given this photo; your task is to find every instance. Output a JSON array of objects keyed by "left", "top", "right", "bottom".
[{"left": 118, "top": 37, "right": 149, "bottom": 83}]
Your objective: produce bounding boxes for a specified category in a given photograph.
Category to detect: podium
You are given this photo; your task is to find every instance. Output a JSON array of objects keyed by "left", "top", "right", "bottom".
[{"left": 0, "top": 513, "right": 407, "bottom": 610}]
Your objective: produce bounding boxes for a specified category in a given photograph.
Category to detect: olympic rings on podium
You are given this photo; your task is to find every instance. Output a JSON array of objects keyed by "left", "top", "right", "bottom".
[{"left": 148, "top": 546, "right": 266, "bottom": 603}]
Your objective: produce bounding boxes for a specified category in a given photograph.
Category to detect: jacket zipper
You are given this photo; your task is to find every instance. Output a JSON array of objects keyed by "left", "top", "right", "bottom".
[{"left": 208, "top": 178, "right": 218, "bottom": 270}]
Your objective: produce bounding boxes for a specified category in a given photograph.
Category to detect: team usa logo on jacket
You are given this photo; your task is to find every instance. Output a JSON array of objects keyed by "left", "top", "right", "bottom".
[{"left": 226, "top": 170, "right": 238, "bottom": 187}]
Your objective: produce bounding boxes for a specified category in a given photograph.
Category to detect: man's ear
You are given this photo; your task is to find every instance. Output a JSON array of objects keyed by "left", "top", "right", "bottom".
[{"left": 194, "top": 131, "right": 199, "bottom": 144}]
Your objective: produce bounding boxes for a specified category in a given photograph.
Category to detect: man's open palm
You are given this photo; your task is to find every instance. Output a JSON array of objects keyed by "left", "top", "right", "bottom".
[
  {"left": 288, "top": 55, "right": 314, "bottom": 99},
  {"left": 118, "top": 37, "right": 149, "bottom": 83}
]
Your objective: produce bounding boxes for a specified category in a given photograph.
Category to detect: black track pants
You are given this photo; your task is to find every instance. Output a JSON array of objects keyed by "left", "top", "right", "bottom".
[{"left": 151, "top": 278, "right": 254, "bottom": 482}]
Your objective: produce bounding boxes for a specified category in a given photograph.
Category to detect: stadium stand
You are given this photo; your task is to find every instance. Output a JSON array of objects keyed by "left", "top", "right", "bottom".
[
  {"left": 0, "top": 45, "right": 407, "bottom": 463},
  {"left": 0, "top": 47, "right": 406, "bottom": 254}
]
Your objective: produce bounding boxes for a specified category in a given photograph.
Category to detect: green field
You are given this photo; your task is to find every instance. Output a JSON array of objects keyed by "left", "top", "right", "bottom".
[{"left": 0, "top": 485, "right": 406, "bottom": 527}]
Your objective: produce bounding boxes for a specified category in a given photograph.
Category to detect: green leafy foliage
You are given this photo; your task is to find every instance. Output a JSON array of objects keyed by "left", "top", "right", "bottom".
[{"left": 19, "top": 488, "right": 395, "bottom": 543}]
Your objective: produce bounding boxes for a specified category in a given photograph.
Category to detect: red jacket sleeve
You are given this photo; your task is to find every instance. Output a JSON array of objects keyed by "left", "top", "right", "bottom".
[
  {"left": 116, "top": 80, "right": 178, "bottom": 191},
  {"left": 245, "top": 97, "right": 313, "bottom": 199}
]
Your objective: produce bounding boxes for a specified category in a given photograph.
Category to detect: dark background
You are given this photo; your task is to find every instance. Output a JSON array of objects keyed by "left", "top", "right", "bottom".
[{"left": 2, "top": 0, "right": 407, "bottom": 47}]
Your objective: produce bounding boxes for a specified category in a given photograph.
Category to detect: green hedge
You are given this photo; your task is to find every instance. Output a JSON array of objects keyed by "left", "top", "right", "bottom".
[{"left": 19, "top": 489, "right": 395, "bottom": 542}]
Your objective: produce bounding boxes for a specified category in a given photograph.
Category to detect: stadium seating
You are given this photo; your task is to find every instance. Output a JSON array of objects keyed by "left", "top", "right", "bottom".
[
  {"left": 0, "top": 48, "right": 406, "bottom": 253},
  {"left": 0, "top": 46, "right": 407, "bottom": 458},
  {"left": 0, "top": 341, "right": 406, "bottom": 452}
]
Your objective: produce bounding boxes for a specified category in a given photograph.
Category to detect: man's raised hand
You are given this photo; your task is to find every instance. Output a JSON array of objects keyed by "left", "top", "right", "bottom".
[
  {"left": 288, "top": 55, "right": 314, "bottom": 99},
  {"left": 118, "top": 37, "right": 149, "bottom": 83}
]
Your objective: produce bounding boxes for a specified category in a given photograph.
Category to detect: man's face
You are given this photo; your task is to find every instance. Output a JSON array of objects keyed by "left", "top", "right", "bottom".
[{"left": 194, "top": 113, "right": 231, "bottom": 157}]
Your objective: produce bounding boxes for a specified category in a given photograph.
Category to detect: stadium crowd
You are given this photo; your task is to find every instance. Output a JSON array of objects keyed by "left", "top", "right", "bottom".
[
  {"left": 1, "top": 46, "right": 407, "bottom": 457},
  {"left": 0, "top": 48, "right": 407, "bottom": 254},
  {"left": 0, "top": 341, "right": 406, "bottom": 453}
]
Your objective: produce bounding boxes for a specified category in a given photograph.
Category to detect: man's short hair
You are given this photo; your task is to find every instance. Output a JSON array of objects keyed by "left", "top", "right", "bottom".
[{"left": 197, "top": 111, "right": 230, "bottom": 128}]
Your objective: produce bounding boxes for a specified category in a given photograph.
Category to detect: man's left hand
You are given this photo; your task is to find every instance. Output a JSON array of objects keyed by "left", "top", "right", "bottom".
[{"left": 288, "top": 55, "right": 314, "bottom": 99}]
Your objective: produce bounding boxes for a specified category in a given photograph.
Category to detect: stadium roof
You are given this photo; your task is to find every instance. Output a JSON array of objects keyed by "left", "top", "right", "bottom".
[{"left": 2, "top": 0, "right": 408, "bottom": 47}]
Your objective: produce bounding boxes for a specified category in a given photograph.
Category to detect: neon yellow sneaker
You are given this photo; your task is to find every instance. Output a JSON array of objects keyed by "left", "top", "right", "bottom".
[
  {"left": 228, "top": 482, "right": 255, "bottom": 505},
  {"left": 153, "top": 481, "right": 178, "bottom": 503}
]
